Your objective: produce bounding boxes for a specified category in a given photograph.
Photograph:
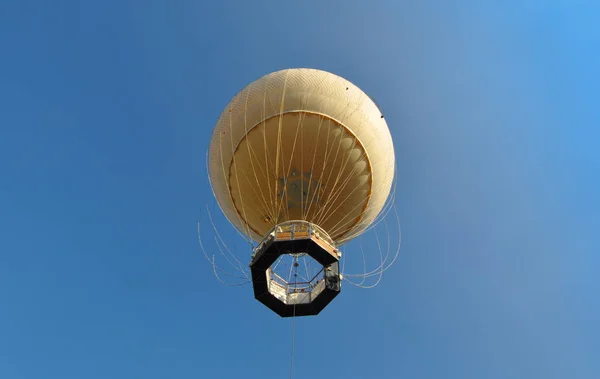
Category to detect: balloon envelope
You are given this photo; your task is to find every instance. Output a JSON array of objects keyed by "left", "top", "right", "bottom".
[{"left": 208, "top": 68, "right": 395, "bottom": 245}]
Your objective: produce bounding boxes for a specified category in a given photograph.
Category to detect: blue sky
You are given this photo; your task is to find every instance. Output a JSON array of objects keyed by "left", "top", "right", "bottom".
[{"left": 1, "top": 1, "right": 599, "bottom": 378}]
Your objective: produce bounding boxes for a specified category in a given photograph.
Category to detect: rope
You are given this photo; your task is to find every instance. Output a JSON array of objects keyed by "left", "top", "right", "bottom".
[
  {"left": 289, "top": 254, "right": 298, "bottom": 379},
  {"left": 289, "top": 304, "right": 296, "bottom": 379}
]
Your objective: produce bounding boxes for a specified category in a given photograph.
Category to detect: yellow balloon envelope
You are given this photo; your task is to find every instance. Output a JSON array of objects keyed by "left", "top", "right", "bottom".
[{"left": 208, "top": 68, "right": 395, "bottom": 246}]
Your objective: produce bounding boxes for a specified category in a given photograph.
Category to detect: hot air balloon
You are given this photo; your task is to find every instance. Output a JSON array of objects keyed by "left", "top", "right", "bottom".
[{"left": 207, "top": 68, "right": 396, "bottom": 317}]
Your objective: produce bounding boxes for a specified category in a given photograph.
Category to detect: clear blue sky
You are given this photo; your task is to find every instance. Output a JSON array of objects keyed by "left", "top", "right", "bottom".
[{"left": 1, "top": 1, "right": 599, "bottom": 378}]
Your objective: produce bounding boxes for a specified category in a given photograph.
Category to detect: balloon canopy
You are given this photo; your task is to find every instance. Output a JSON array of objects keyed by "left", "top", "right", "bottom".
[{"left": 209, "top": 68, "right": 395, "bottom": 245}]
